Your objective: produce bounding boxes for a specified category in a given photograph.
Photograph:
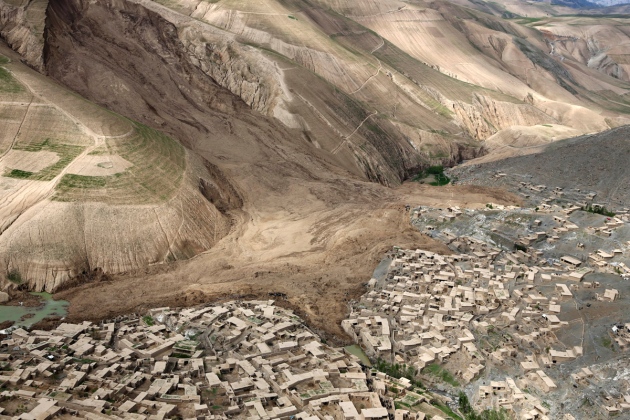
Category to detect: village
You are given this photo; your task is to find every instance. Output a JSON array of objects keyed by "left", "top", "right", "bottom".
[
  {"left": 344, "top": 187, "right": 630, "bottom": 419},
  {"left": 0, "top": 299, "right": 413, "bottom": 420},
  {"left": 1, "top": 187, "right": 630, "bottom": 419}
]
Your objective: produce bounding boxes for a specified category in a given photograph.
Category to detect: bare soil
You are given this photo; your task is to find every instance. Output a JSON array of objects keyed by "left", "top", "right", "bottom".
[
  {"left": 57, "top": 182, "right": 518, "bottom": 339},
  {"left": 452, "top": 125, "right": 630, "bottom": 208},
  {"left": 5, "top": 290, "right": 44, "bottom": 307},
  {"left": 0, "top": 320, "right": 14, "bottom": 330}
]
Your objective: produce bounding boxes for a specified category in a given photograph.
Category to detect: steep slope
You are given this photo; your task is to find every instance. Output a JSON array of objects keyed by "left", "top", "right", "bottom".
[
  {"left": 521, "top": 15, "right": 630, "bottom": 84},
  {"left": 43, "top": 0, "right": 445, "bottom": 186},
  {"left": 0, "top": 49, "right": 238, "bottom": 290},
  {"left": 5, "top": 0, "right": 630, "bottom": 163},
  {"left": 162, "top": 0, "right": 630, "bottom": 140},
  {"left": 0, "top": 0, "right": 47, "bottom": 71},
  {"left": 451, "top": 125, "right": 630, "bottom": 208},
  {"left": 1, "top": 0, "right": 630, "bottom": 296}
]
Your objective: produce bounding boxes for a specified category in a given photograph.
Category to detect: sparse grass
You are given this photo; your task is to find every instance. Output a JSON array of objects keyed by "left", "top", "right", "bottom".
[
  {"left": 433, "top": 400, "right": 463, "bottom": 420},
  {"left": 87, "top": 148, "right": 110, "bottom": 155},
  {"left": 53, "top": 122, "right": 185, "bottom": 204},
  {"left": 57, "top": 174, "right": 107, "bottom": 189},
  {"left": 0, "top": 66, "right": 24, "bottom": 93},
  {"left": 424, "top": 363, "right": 460, "bottom": 387},
  {"left": 514, "top": 17, "right": 544, "bottom": 25},
  {"left": 601, "top": 335, "right": 613, "bottom": 349},
  {"left": 5, "top": 139, "right": 84, "bottom": 181}
]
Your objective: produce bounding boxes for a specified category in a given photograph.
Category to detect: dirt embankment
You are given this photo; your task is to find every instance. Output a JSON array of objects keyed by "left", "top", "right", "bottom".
[
  {"left": 0, "top": 0, "right": 522, "bottom": 337},
  {"left": 56, "top": 183, "right": 518, "bottom": 339}
]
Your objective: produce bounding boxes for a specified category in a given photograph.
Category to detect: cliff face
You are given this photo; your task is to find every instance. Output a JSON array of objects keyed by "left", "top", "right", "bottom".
[
  {"left": 44, "top": 0, "right": 287, "bottom": 118},
  {"left": 41, "top": 0, "right": 446, "bottom": 186},
  {"left": 0, "top": 0, "right": 47, "bottom": 71}
]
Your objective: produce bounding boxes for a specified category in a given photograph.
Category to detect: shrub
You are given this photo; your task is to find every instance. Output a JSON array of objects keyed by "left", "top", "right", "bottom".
[
  {"left": 7, "top": 269, "right": 22, "bottom": 284},
  {"left": 581, "top": 203, "right": 615, "bottom": 217}
]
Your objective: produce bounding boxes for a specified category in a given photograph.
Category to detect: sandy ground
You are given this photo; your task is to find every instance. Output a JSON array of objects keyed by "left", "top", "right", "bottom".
[
  {"left": 57, "top": 182, "right": 518, "bottom": 340},
  {"left": 0, "top": 150, "right": 59, "bottom": 172},
  {"left": 65, "top": 154, "right": 132, "bottom": 176}
]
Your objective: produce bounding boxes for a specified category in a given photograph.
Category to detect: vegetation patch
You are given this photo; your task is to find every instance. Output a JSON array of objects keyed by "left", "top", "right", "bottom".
[
  {"left": 373, "top": 359, "right": 423, "bottom": 388},
  {"left": 459, "top": 392, "right": 510, "bottom": 420},
  {"left": 423, "top": 363, "right": 459, "bottom": 386},
  {"left": 433, "top": 400, "right": 463, "bottom": 420},
  {"left": 57, "top": 174, "right": 107, "bottom": 189},
  {"left": 0, "top": 66, "right": 25, "bottom": 93},
  {"left": 514, "top": 17, "right": 544, "bottom": 25},
  {"left": 6, "top": 139, "right": 84, "bottom": 181},
  {"left": 7, "top": 269, "right": 22, "bottom": 284},
  {"left": 73, "top": 358, "right": 97, "bottom": 365},
  {"left": 413, "top": 165, "right": 451, "bottom": 186},
  {"left": 7, "top": 169, "right": 34, "bottom": 179},
  {"left": 143, "top": 316, "right": 154, "bottom": 326},
  {"left": 581, "top": 203, "right": 615, "bottom": 217},
  {"left": 600, "top": 334, "right": 614, "bottom": 350},
  {"left": 171, "top": 353, "right": 191, "bottom": 358},
  {"left": 53, "top": 122, "right": 185, "bottom": 204}
]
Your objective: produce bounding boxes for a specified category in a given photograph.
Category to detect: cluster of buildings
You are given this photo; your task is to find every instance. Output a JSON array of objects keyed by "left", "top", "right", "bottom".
[
  {"left": 0, "top": 300, "right": 457, "bottom": 420},
  {"left": 341, "top": 195, "right": 630, "bottom": 419},
  {"left": 2, "top": 193, "right": 630, "bottom": 419},
  {"left": 341, "top": 241, "right": 581, "bottom": 419}
]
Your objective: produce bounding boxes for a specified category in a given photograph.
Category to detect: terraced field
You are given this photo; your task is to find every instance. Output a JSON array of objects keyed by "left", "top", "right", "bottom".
[
  {"left": 0, "top": 49, "right": 231, "bottom": 289},
  {"left": 0, "top": 49, "right": 186, "bottom": 201},
  {"left": 54, "top": 123, "right": 185, "bottom": 204}
]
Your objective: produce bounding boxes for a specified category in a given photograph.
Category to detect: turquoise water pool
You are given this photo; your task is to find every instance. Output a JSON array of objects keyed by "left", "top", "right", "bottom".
[
  {"left": 344, "top": 344, "right": 372, "bottom": 366},
  {"left": 0, "top": 292, "right": 68, "bottom": 329}
]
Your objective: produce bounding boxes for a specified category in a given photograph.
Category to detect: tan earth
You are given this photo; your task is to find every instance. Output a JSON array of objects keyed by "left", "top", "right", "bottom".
[
  {"left": 57, "top": 182, "right": 519, "bottom": 339},
  {"left": 0, "top": 0, "right": 629, "bottom": 335},
  {"left": 65, "top": 154, "right": 133, "bottom": 177},
  {"left": 1, "top": 149, "right": 59, "bottom": 172}
]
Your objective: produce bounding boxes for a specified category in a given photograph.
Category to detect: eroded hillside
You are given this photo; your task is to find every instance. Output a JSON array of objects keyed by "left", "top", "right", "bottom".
[
  {"left": 0, "top": 49, "right": 237, "bottom": 290},
  {"left": 0, "top": 0, "right": 629, "bottom": 301}
]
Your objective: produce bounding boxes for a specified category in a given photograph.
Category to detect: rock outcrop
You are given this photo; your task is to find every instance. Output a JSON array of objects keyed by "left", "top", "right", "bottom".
[{"left": 0, "top": 0, "right": 47, "bottom": 71}]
